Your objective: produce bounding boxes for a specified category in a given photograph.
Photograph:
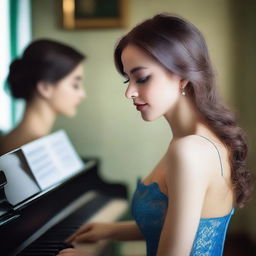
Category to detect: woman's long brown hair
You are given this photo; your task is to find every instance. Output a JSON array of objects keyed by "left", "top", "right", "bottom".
[{"left": 114, "top": 13, "right": 253, "bottom": 208}]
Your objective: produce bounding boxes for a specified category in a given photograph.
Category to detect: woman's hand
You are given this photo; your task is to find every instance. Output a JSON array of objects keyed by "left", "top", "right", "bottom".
[
  {"left": 56, "top": 248, "right": 91, "bottom": 256},
  {"left": 66, "top": 222, "right": 114, "bottom": 243}
]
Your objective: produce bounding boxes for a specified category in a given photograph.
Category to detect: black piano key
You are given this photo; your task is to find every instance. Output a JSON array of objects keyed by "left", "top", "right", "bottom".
[
  {"left": 18, "top": 243, "right": 73, "bottom": 255},
  {"left": 28, "top": 242, "right": 73, "bottom": 249},
  {"left": 28, "top": 243, "right": 67, "bottom": 249},
  {"left": 18, "top": 253, "right": 56, "bottom": 256},
  {"left": 18, "top": 193, "right": 112, "bottom": 255},
  {"left": 20, "top": 248, "right": 59, "bottom": 253}
]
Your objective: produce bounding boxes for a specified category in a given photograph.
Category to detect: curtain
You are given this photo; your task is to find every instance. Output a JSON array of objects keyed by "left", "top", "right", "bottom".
[{"left": 0, "top": 0, "right": 31, "bottom": 132}]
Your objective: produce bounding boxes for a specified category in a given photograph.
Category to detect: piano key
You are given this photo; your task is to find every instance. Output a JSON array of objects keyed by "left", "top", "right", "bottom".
[
  {"left": 74, "top": 198, "right": 128, "bottom": 255},
  {"left": 27, "top": 243, "right": 70, "bottom": 249},
  {"left": 17, "top": 243, "right": 73, "bottom": 256},
  {"left": 2, "top": 159, "right": 129, "bottom": 256},
  {"left": 18, "top": 193, "right": 123, "bottom": 255},
  {"left": 18, "top": 253, "right": 56, "bottom": 256},
  {"left": 19, "top": 248, "right": 59, "bottom": 253}
]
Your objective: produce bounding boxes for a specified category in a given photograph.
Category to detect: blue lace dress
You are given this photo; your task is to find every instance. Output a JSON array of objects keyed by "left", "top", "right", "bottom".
[{"left": 131, "top": 179, "right": 234, "bottom": 256}]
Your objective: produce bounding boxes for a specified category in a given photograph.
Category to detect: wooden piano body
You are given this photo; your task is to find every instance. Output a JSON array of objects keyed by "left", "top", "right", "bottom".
[{"left": 0, "top": 158, "right": 128, "bottom": 256}]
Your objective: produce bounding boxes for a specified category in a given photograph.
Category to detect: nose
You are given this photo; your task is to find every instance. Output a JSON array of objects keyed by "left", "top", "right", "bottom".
[
  {"left": 125, "top": 84, "right": 138, "bottom": 99},
  {"left": 80, "top": 87, "right": 86, "bottom": 100}
]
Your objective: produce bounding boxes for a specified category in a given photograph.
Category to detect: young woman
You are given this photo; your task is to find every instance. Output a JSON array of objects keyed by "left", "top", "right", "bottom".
[
  {"left": 57, "top": 13, "right": 253, "bottom": 256},
  {"left": 0, "top": 39, "right": 86, "bottom": 155}
]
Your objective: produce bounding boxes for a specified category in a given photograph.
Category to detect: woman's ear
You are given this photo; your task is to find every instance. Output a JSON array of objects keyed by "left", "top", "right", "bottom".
[
  {"left": 36, "top": 81, "right": 54, "bottom": 99},
  {"left": 180, "top": 79, "right": 189, "bottom": 90}
]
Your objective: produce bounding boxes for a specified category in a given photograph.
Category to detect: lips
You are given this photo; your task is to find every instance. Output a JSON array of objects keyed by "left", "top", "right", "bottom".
[{"left": 134, "top": 103, "right": 148, "bottom": 111}]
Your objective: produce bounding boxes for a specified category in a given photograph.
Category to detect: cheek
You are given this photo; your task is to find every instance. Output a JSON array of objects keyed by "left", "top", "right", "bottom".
[
  {"left": 53, "top": 90, "right": 70, "bottom": 105},
  {"left": 55, "top": 86, "right": 78, "bottom": 104},
  {"left": 52, "top": 99, "right": 76, "bottom": 116},
  {"left": 166, "top": 90, "right": 180, "bottom": 108},
  {"left": 154, "top": 86, "right": 180, "bottom": 114},
  {"left": 153, "top": 84, "right": 179, "bottom": 102},
  {"left": 49, "top": 90, "right": 76, "bottom": 114}
]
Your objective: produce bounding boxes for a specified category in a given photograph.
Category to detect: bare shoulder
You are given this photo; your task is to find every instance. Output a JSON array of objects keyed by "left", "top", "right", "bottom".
[
  {"left": 167, "top": 135, "right": 217, "bottom": 180},
  {"left": 0, "top": 132, "right": 13, "bottom": 154},
  {"left": 0, "top": 128, "right": 31, "bottom": 155}
]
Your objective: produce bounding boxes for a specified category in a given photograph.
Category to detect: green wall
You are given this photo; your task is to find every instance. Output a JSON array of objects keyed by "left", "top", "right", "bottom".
[{"left": 229, "top": 0, "right": 256, "bottom": 241}]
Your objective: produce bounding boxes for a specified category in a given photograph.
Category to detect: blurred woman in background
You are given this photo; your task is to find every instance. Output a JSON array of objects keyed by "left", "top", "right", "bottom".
[{"left": 0, "top": 39, "right": 86, "bottom": 155}]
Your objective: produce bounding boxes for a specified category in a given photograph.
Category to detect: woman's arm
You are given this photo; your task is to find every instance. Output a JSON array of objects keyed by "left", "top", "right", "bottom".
[
  {"left": 157, "top": 136, "right": 211, "bottom": 256},
  {"left": 110, "top": 221, "right": 144, "bottom": 240},
  {"left": 66, "top": 220, "right": 144, "bottom": 243}
]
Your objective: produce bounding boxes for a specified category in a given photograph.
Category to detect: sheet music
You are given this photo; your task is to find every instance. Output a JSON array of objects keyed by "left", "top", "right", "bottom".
[
  {"left": 0, "top": 130, "right": 85, "bottom": 205},
  {"left": 21, "top": 130, "right": 85, "bottom": 190}
]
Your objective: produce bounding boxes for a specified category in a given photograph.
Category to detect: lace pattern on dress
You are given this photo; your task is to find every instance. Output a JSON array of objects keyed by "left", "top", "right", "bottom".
[{"left": 131, "top": 179, "right": 234, "bottom": 256}]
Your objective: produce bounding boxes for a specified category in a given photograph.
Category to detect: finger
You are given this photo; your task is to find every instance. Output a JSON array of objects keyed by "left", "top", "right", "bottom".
[
  {"left": 65, "top": 231, "right": 83, "bottom": 243},
  {"left": 66, "top": 225, "right": 92, "bottom": 243},
  {"left": 56, "top": 252, "right": 74, "bottom": 256},
  {"left": 74, "top": 233, "right": 96, "bottom": 243},
  {"left": 58, "top": 248, "right": 76, "bottom": 254},
  {"left": 56, "top": 248, "right": 75, "bottom": 256},
  {"left": 65, "top": 235, "right": 75, "bottom": 244},
  {"left": 57, "top": 248, "right": 89, "bottom": 256}
]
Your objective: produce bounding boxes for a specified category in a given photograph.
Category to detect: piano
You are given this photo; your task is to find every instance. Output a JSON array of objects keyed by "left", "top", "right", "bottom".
[{"left": 0, "top": 158, "right": 129, "bottom": 256}]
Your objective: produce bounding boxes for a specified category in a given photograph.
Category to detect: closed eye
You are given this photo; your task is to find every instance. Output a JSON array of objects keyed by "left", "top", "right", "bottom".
[
  {"left": 123, "top": 78, "right": 130, "bottom": 84},
  {"left": 136, "top": 75, "right": 150, "bottom": 84},
  {"left": 73, "top": 84, "right": 80, "bottom": 89}
]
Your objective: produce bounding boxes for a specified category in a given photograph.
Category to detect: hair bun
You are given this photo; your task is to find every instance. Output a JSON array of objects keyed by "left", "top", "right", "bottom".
[
  {"left": 7, "top": 58, "right": 32, "bottom": 100},
  {"left": 7, "top": 39, "right": 85, "bottom": 101}
]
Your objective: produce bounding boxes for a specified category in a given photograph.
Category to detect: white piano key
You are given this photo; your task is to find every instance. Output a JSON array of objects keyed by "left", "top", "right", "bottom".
[{"left": 74, "top": 199, "right": 129, "bottom": 256}]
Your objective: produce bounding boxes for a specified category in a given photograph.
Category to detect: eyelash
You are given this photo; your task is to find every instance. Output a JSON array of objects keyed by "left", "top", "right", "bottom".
[
  {"left": 137, "top": 76, "right": 150, "bottom": 84},
  {"left": 123, "top": 75, "right": 150, "bottom": 84}
]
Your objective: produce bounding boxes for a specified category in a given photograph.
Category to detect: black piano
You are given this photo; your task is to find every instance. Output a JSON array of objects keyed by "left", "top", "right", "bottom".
[{"left": 0, "top": 158, "right": 128, "bottom": 256}]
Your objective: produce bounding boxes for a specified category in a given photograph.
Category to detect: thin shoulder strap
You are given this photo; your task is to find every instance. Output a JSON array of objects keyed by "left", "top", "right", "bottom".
[{"left": 196, "top": 134, "right": 224, "bottom": 176}]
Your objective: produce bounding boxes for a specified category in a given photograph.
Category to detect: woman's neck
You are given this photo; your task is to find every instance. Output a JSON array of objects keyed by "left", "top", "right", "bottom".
[
  {"left": 165, "top": 95, "right": 212, "bottom": 139},
  {"left": 20, "top": 98, "right": 57, "bottom": 138}
]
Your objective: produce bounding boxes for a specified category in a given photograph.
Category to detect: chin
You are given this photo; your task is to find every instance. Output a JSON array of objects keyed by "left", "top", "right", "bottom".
[
  {"left": 141, "top": 114, "right": 157, "bottom": 122},
  {"left": 61, "top": 109, "right": 77, "bottom": 117}
]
